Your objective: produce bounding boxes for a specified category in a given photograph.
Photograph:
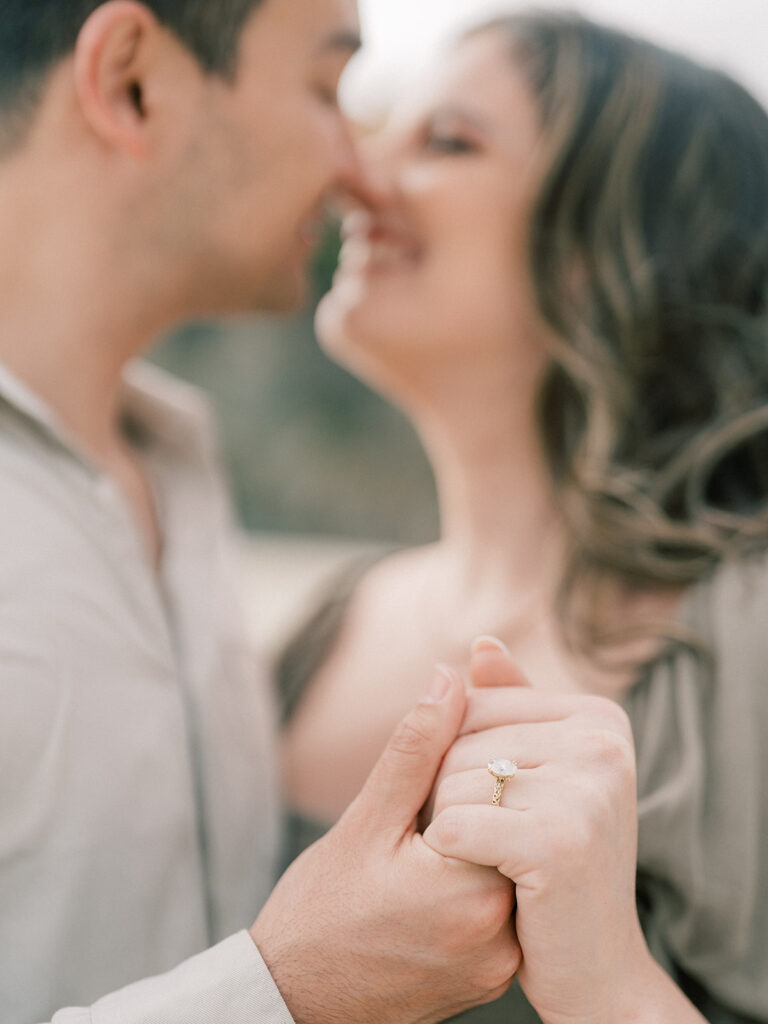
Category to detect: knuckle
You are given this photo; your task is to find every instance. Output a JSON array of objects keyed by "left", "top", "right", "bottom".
[
  {"left": 473, "top": 947, "right": 518, "bottom": 993},
  {"left": 582, "top": 727, "right": 636, "bottom": 779},
  {"left": 600, "top": 730, "right": 636, "bottom": 779},
  {"left": 581, "top": 782, "right": 612, "bottom": 835},
  {"left": 465, "top": 889, "right": 511, "bottom": 940},
  {"left": 579, "top": 693, "right": 617, "bottom": 723},
  {"left": 482, "top": 978, "right": 516, "bottom": 1006},
  {"left": 582, "top": 695, "right": 633, "bottom": 737},
  {"left": 431, "top": 807, "right": 464, "bottom": 851},
  {"left": 612, "top": 732, "right": 636, "bottom": 775},
  {"left": 496, "top": 942, "right": 523, "bottom": 984},
  {"left": 388, "top": 715, "right": 432, "bottom": 758}
]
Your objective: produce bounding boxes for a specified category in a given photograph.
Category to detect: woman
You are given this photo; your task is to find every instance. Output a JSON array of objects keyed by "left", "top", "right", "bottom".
[{"left": 278, "top": 11, "right": 768, "bottom": 1022}]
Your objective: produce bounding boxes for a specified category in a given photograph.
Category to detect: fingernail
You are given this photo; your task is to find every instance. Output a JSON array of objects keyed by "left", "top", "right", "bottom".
[
  {"left": 471, "top": 635, "right": 510, "bottom": 656},
  {"left": 420, "top": 664, "right": 455, "bottom": 705}
]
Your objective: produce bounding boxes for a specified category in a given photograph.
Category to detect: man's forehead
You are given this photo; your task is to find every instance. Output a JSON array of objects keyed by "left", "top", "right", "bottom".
[{"left": 250, "top": 0, "right": 361, "bottom": 55}]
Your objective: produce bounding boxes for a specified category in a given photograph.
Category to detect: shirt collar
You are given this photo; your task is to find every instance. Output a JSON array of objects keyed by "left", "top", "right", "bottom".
[
  {"left": 0, "top": 358, "right": 211, "bottom": 469},
  {"left": 0, "top": 361, "right": 62, "bottom": 436}
]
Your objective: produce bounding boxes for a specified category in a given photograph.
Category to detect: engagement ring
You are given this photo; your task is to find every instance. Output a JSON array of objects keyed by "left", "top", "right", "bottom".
[{"left": 488, "top": 758, "right": 518, "bottom": 806}]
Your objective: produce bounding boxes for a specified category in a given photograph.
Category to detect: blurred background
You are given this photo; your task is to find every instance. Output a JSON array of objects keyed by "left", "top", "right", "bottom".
[{"left": 150, "top": 0, "right": 768, "bottom": 643}]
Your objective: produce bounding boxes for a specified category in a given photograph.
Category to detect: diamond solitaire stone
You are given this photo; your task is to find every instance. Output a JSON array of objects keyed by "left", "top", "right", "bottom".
[{"left": 488, "top": 758, "right": 518, "bottom": 779}]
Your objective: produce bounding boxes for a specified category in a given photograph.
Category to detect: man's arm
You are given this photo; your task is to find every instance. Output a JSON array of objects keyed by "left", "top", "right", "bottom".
[
  {"left": 47, "top": 933, "right": 293, "bottom": 1024},
  {"left": 36, "top": 669, "right": 519, "bottom": 1024}
]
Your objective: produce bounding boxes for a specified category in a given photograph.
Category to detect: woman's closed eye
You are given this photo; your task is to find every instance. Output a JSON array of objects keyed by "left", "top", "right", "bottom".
[
  {"left": 313, "top": 81, "right": 341, "bottom": 109},
  {"left": 425, "top": 131, "right": 477, "bottom": 155},
  {"left": 419, "top": 107, "right": 487, "bottom": 156}
]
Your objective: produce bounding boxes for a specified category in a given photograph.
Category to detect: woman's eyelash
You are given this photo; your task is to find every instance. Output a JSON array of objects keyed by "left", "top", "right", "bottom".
[
  {"left": 315, "top": 85, "right": 340, "bottom": 108},
  {"left": 425, "top": 133, "right": 476, "bottom": 154}
]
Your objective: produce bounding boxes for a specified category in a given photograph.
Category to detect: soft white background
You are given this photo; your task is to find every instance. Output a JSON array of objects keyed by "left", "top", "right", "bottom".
[{"left": 344, "top": 0, "right": 768, "bottom": 115}]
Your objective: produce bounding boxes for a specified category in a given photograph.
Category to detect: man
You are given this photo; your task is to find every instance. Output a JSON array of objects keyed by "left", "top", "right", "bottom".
[{"left": 0, "top": 1, "right": 519, "bottom": 1022}]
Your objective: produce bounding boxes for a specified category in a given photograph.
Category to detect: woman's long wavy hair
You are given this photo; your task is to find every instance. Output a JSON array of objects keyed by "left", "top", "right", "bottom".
[{"left": 469, "top": 12, "right": 768, "bottom": 650}]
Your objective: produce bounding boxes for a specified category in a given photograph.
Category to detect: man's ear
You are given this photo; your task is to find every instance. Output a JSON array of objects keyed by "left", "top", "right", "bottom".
[{"left": 73, "top": 0, "right": 161, "bottom": 159}]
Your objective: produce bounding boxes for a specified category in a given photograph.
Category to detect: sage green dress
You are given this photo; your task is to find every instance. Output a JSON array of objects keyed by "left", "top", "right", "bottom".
[{"left": 276, "top": 553, "right": 768, "bottom": 1023}]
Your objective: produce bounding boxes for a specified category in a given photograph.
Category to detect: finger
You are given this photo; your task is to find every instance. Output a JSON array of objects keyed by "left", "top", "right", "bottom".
[
  {"left": 431, "top": 767, "right": 537, "bottom": 821},
  {"left": 343, "top": 664, "right": 467, "bottom": 841},
  {"left": 445, "top": 716, "right": 633, "bottom": 783},
  {"left": 445, "top": 720, "right": 566, "bottom": 775},
  {"left": 411, "top": 845, "right": 520, "bottom": 970},
  {"left": 424, "top": 716, "right": 544, "bottom": 829},
  {"left": 462, "top": 688, "right": 573, "bottom": 737},
  {"left": 461, "top": 687, "right": 630, "bottom": 737},
  {"left": 470, "top": 637, "right": 532, "bottom": 689},
  {"left": 414, "top": 841, "right": 517, "bottom": 898},
  {"left": 423, "top": 804, "right": 529, "bottom": 879}
]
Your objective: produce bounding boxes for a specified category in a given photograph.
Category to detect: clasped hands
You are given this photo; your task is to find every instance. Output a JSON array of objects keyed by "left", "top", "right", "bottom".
[
  {"left": 422, "top": 642, "right": 655, "bottom": 1024},
  {"left": 254, "top": 641, "right": 667, "bottom": 1024}
]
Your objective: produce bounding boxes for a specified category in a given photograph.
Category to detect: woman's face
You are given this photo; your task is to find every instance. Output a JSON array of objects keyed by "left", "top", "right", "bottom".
[{"left": 316, "top": 29, "right": 547, "bottom": 396}]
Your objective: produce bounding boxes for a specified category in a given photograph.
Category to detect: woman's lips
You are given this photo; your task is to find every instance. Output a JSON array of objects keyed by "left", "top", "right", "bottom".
[
  {"left": 338, "top": 230, "right": 421, "bottom": 275},
  {"left": 337, "top": 209, "right": 422, "bottom": 275}
]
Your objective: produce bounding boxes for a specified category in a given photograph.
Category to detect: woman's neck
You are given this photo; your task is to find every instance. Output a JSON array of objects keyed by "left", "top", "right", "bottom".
[{"left": 408, "top": 360, "right": 565, "bottom": 603}]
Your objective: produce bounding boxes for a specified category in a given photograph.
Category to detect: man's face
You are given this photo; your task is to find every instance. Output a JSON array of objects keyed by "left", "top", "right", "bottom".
[{"left": 163, "top": 0, "right": 362, "bottom": 314}]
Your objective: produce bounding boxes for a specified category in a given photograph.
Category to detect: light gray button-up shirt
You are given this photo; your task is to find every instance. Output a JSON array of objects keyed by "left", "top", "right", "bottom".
[{"left": 0, "top": 360, "right": 293, "bottom": 1024}]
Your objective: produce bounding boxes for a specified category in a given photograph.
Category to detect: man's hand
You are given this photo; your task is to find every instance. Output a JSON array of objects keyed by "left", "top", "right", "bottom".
[{"left": 251, "top": 666, "right": 520, "bottom": 1024}]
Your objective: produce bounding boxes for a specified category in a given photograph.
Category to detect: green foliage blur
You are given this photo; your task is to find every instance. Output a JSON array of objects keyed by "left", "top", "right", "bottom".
[{"left": 150, "top": 226, "right": 438, "bottom": 542}]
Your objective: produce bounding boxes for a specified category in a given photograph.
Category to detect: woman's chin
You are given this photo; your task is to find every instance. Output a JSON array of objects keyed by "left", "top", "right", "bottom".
[
  {"left": 315, "top": 281, "right": 378, "bottom": 360},
  {"left": 314, "top": 285, "right": 409, "bottom": 397}
]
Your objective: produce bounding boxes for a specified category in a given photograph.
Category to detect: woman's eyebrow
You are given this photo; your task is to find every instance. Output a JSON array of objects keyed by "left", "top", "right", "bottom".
[{"left": 429, "top": 104, "right": 494, "bottom": 135}]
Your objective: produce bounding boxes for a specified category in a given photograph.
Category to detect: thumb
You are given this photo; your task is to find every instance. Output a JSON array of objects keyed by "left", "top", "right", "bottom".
[
  {"left": 470, "top": 636, "right": 532, "bottom": 689},
  {"left": 342, "top": 664, "right": 466, "bottom": 841}
]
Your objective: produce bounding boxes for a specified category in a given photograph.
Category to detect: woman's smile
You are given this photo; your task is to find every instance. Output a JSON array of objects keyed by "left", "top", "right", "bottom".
[
  {"left": 316, "top": 30, "right": 544, "bottom": 380},
  {"left": 336, "top": 216, "right": 422, "bottom": 277}
]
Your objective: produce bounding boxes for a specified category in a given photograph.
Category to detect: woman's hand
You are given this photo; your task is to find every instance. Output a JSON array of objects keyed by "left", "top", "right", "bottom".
[{"left": 423, "top": 680, "right": 661, "bottom": 1024}]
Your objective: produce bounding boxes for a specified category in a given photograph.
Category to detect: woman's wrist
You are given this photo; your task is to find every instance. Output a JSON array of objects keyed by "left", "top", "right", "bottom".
[
  {"left": 534, "top": 945, "right": 706, "bottom": 1024},
  {"left": 617, "top": 957, "right": 708, "bottom": 1024},
  {"left": 572, "top": 953, "right": 707, "bottom": 1024}
]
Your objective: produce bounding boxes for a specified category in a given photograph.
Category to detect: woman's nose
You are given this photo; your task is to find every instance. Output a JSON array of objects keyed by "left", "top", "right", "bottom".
[{"left": 336, "top": 130, "right": 397, "bottom": 212}]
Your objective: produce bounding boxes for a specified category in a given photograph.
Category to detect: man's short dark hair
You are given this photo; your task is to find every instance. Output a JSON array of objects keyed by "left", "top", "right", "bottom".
[{"left": 0, "top": 0, "right": 265, "bottom": 152}]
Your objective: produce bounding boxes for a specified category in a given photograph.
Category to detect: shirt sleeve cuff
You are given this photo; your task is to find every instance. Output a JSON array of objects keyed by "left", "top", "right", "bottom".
[{"left": 57, "top": 931, "right": 296, "bottom": 1024}]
